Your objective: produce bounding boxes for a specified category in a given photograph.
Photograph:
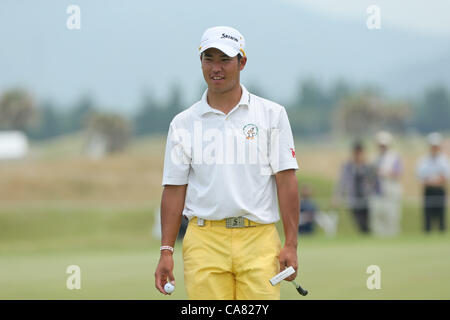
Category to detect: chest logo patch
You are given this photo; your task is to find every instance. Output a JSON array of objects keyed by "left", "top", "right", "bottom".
[{"left": 243, "top": 124, "right": 258, "bottom": 140}]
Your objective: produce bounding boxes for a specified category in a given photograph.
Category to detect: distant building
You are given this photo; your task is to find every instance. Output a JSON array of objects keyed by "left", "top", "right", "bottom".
[{"left": 0, "top": 131, "right": 29, "bottom": 160}]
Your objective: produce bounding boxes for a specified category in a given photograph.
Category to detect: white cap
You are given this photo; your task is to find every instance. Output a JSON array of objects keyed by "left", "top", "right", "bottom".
[
  {"left": 199, "top": 26, "right": 246, "bottom": 58},
  {"left": 375, "top": 131, "right": 392, "bottom": 146},
  {"left": 427, "top": 132, "right": 443, "bottom": 146}
]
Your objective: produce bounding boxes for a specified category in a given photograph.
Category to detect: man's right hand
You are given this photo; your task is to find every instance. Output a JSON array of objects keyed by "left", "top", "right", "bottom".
[
  {"left": 155, "top": 251, "right": 175, "bottom": 295},
  {"left": 156, "top": 185, "right": 187, "bottom": 295}
]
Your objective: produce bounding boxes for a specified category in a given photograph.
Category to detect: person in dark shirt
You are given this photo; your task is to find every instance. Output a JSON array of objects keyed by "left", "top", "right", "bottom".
[
  {"left": 334, "top": 141, "right": 377, "bottom": 234},
  {"left": 298, "top": 185, "right": 317, "bottom": 234}
]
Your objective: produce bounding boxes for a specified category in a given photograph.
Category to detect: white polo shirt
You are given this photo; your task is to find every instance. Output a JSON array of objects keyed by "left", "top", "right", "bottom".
[
  {"left": 417, "top": 153, "right": 450, "bottom": 182},
  {"left": 162, "top": 85, "right": 299, "bottom": 224}
]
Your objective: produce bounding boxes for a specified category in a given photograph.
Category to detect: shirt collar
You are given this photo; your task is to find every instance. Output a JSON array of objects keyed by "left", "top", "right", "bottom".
[{"left": 199, "top": 84, "right": 251, "bottom": 116}]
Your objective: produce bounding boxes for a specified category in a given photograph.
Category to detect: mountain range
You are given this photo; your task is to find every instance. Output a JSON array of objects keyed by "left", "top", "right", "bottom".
[{"left": 0, "top": 0, "right": 449, "bottom": 112}]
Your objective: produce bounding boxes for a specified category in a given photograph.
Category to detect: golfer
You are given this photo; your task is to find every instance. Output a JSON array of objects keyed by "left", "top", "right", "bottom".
[{"left": 154, "top": 26, "right": 300, "bottom": 300}]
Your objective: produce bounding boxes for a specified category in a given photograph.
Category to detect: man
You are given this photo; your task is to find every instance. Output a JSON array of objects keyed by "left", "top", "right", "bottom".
[
  {"left": 334, "top": 141, "right": 376, "bottom": 234},
  {"left": 417, "top": 132, "right": 449, "bottom": 233},
  {"left": 370, "top": 131, "right": 403, "bottom": 236},
  {"left": 154, "top": 26, "right": 300, "bottom": 300}
]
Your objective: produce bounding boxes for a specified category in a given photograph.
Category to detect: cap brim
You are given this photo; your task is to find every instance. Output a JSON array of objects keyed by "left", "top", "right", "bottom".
[{"left": 199, "top": 42, "right": 239, "bottom": 57}]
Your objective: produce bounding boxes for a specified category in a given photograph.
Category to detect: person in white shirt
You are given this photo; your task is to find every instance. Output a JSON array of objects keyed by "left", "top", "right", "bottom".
[
  {"left": 417, "top": 132, "right": 449, "bottom": 232},
  {"left": 370, "top": 131, "right": 403, "bottom": 236},
  {"left": 154, "top": 26, "right": 300, "bottom": 300}
]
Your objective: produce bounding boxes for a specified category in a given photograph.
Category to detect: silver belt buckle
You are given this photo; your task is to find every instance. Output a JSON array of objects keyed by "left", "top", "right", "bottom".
[
  {"left": 197, "top": 218, "right": 205, "bottom": 227},
  {"left": 226, "top": 217, "right": 245, "bottom": 228}
]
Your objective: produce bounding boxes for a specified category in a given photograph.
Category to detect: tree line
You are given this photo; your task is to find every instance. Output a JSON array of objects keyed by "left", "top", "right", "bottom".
[{"left": 1, "top": 79, "right": 449, "bottom": 152}]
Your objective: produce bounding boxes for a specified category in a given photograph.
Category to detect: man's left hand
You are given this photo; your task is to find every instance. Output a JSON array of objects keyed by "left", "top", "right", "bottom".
[{"left": 278, "top": 245, "right": 298, "bottom": 281}]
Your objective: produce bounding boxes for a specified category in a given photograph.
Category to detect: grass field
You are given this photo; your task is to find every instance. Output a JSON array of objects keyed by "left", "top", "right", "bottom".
[
  {"left": 1, "top": 134, "right": 449, "bottom": 299},
  {"left": 2, "top": 231, "right": 449, "bottom": 299}
]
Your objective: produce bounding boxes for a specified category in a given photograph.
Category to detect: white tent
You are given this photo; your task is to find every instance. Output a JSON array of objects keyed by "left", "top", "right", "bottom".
[{"left": 0, "top": 131, "right": 29, "bottom": 160}]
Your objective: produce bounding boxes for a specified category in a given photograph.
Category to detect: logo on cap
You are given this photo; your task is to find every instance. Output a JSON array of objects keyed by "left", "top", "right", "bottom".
[{"left": 221, "top": 33, "right": 239, "bottom": 42}]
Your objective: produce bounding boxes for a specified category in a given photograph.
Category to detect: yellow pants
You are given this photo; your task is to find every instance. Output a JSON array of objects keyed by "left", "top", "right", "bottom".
[{"left": 182, "top": 217, "right": 281, "bottom": 300}]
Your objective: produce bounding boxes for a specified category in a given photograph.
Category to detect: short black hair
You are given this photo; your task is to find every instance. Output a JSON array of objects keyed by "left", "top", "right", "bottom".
[{"left": 200, "top": 51, "right": 243, "bottom": 62}]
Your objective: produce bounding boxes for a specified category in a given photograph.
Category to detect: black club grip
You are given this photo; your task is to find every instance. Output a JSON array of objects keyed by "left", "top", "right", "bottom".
[{"left": 296, "top": 285, "right": 308, "bottom": 296}]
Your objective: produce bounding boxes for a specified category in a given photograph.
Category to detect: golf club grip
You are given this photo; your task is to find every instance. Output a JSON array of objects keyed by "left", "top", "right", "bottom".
[{"left": 296, "top": 285, "right": 308, "bottom": 296}]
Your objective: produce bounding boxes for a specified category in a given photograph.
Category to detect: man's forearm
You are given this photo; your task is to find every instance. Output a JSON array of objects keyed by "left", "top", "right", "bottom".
[
  {"left": 424, "top": 175, "right": 447, "bottom": 187},
  {"left": 275, "top": 170, "right": 300, "bottom": 247},
  {"left": 160, "top": 185, "right": 187, "bottom": 248}
]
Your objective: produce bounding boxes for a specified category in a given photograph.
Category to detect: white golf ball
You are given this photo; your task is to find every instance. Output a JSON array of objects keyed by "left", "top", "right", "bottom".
[{"left": 164, "top": 282, "right": 175, "bottom": 294}]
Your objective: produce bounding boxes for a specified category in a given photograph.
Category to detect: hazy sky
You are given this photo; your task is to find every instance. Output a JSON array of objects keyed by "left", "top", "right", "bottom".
[
  {"left": 285, "top": 0, "right": 450, "bottom": 36},
  {"left": 0, "top": 0, "right": 449, "bottom": 113}
]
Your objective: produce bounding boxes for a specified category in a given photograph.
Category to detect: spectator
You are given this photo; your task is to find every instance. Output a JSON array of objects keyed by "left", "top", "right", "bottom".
[
  {"left": 298, "top": 185, "right": 317, "bottom": 235},
  {"left": 334, "top": 141, "right": 376, "bottom": 234},
  {"left": 370, "top": 131, "right": 403, "bottom": 236},
  {"left": 416, "top": 132, "right": 449, "bottom": 233}
]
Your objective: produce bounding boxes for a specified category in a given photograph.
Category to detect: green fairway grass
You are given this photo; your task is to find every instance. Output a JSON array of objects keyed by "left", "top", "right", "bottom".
[
  {"left": 1, "top": 233, "right": 449, "bottom": 299},
  {"left": 1, "top": 135, "right": 449, "bottom": 299}
]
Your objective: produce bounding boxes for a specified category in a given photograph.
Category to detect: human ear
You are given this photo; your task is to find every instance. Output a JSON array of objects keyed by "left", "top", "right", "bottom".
[{"left": 239, "top": 56, "right": 247, "bottom": 70}]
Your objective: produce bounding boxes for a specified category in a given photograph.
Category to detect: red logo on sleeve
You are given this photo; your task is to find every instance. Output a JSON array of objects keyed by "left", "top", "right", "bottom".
[{"left": 290, "top": 148, "right": 296, "bottom": 158}]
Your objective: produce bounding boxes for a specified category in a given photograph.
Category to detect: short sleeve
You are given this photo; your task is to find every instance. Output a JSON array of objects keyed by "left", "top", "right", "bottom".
[
  {"left": 162, "top": 121, "right": 191, "bottom": 186},
  {"left": 269, "top": 108, "right": 299, "bottom": 174}
]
